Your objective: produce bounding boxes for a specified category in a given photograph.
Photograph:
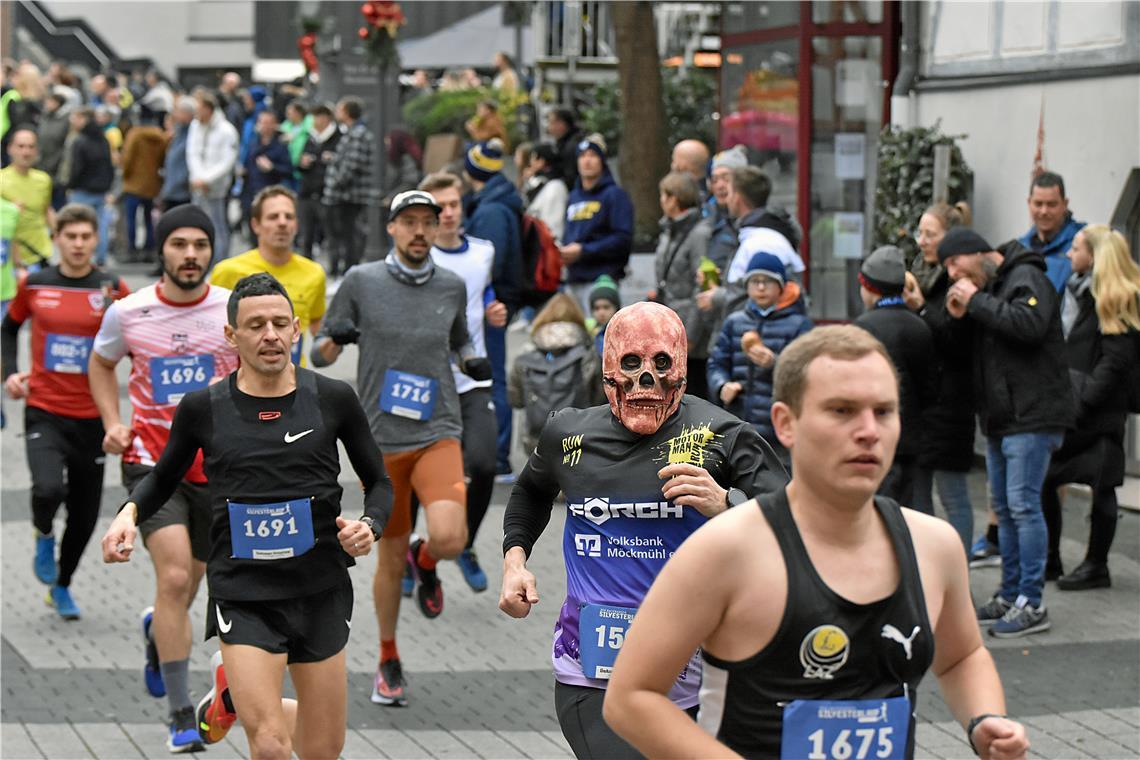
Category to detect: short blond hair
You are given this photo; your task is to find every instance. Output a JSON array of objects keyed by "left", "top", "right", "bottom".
[
  {"left": 773, "top": 325, "right": 896, "bottom": 414},
  {"left": 418, "top": 172, "right": 463, "bottom": 194}
]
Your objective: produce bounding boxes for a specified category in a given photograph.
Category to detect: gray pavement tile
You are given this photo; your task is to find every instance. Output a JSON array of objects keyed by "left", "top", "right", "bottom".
[
  {"left": 1, "top": 722, "right": 43, "bottom": 760},
  {"left": 1064, "top": 735, "right": 1137, "bottom": 759},
  {"left": 23, "top": 723, "right": 91, "bottom": 759},
  {"left": 1105, "top": 707, "right": 1140, "bottom": 727},
  {"left": 70, "top": 723, "right": 145, "bottom": 759},
  {"left": 1106, "top": 731, "right": 1140, "bottom": 753},
  {"left": 451, "top": 730, "right": 528, "bottom": 759},
  {"left": 1067, "top": 708, "right": 1140, "bottom": 737},
  {"left": 401, "top": 728, "right": 479, "bottom": 757},
  {"left": 494, "top": 730, "right": 569, "bottom": 759},
  {"left": 539, "top": 731, "right": 574, "bottom": 758},
  {"left": 358, "top": 728, "right": 431, "bottom": 759},
  {"left": 341, "top": 728, "right": 386, "bottom": 759}
]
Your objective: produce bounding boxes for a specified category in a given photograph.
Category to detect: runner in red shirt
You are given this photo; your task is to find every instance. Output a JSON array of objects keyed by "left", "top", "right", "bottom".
[
  {"left": 89, "top": 205, "right": 238, "bottom": 754},
  {"left": 1, "top": 204, "right": 129, "bottom": 620}
]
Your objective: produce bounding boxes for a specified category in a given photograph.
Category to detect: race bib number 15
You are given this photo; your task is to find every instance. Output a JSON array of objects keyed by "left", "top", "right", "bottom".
[{"left": 781, "top": 696, "right": 909, "bottom": 760}]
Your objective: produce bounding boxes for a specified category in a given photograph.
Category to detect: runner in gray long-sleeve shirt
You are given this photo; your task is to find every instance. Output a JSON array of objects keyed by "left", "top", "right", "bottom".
[{"left": 312, "top": 190, "right": 493, "bottom": 708}]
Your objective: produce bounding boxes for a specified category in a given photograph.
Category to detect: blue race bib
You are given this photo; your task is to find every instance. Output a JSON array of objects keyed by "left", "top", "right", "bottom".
[
  {"left": 291, "top": 336, "right": 303, "bottom": 366},
  {"left": 578, "top": 603, "right": 637, "bottom": 679},
  {"left": 150, "top": 354, "right": 214, "bottom": 404},
  {"left": 379, "top": 369, "right": 438, "bottom": 421},
  {"left": 44, "top": 334, "right": 94, "bottom": 374},
  {"left": 781, "top": 696, "right": 910, "bottom": 760},
  {"left": 227, "top": 498, "right": 316, "bottom": 560}
]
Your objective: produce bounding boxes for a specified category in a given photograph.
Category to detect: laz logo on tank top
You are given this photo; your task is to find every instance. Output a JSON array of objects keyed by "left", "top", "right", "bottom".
[{"left": 800, "top": 624, "right": 850, "bottom": 679}]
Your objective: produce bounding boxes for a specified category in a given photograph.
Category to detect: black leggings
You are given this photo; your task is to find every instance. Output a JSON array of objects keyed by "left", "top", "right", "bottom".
[
  {"left": 555, "top": 682, "right": 699, "bottom": 759},
  {"left": 409, "top": 388, "right": 498, "bottom": 547},
  {"left": 1043, "top": 482, "right": 1119, "bottom": 566},
  {"left": 25, "top": 406, "right": 106, "bottom": 587}
]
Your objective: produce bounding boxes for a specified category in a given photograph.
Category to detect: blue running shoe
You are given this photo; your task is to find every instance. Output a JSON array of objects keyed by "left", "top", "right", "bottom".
[
  {"left": 457, "top": 548, "right": 488, "bottom": 592},
  {"left": 141, "top": 606, "right": 165, "bottom": 697},
  {"left": 45, "top": 586, "right": 80, "bottom": 620},
  {"left": 968, "top": 535, "right": 1001, "bottom": 569},
  {"left": 167, "top": 706, "right": 205, "bottom": 754},
  {"left": 34, "top": 532, "right": 57, "bottom": 585}
]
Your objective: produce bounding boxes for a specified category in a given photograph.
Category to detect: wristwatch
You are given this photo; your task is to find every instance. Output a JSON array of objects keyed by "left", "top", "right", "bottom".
[
  {"left": 966, "top": 713, "right": 1006, "bottom": 756},
  {"left": 725, "top": 487, "right": 749, "bottom": 508},
  {"left": 359, "top": 516, "right": 381, "bottom": 542}
]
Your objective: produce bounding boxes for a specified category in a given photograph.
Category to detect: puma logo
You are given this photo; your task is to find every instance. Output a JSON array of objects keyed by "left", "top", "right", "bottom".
[
  {"left": 215, "top": 604, "right": 233, "bottom": 634},
  {"left": 284, "top": 429, "right": 314, "bottom": 443},
  {"left": 881, "top": 624, "right": 921, "bottom": 660}
]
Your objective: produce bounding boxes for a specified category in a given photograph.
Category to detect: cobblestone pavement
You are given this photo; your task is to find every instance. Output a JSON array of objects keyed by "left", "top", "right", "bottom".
[{"left": 2, "top": 264, "right": 1137, "bottom": 759}]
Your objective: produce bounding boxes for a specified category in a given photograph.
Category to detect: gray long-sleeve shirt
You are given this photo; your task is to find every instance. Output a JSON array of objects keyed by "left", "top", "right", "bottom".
[{"left": 313, "top": 260, "right": 472, "bottom": 453}]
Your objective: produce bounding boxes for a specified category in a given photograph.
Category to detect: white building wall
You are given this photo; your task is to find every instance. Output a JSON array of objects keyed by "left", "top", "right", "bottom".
[
  {"left": 42, "top": 1, "right": 255, "bottom": 76},
  {"left": 914, "top": 74, "right": 1140, "bottom": 244},
  {"left": 911, "top": 0, "right": 1140, "bottom": 244}
]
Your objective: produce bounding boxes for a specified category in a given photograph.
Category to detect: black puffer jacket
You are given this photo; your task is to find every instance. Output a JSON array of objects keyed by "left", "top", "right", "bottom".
[
  {"left": 67, "top": 121, "right": 114, "bottom": 193},
  {"left": 965, "top": 241, "right": 1074, "bottom": 437},
  {"left": 917, "top": 269, "right": 976, "bottom": 472},
  {"left": 853, "top": 303, "right": 935, "bottom": 458}
]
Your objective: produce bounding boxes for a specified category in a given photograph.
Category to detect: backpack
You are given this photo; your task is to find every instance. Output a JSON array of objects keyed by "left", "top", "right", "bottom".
[
  {"left": 519, "top": 213, "right": 562, "bottom": 307},
  {"left": 517, "top": 344, "right": 592, "bottom": 440}
]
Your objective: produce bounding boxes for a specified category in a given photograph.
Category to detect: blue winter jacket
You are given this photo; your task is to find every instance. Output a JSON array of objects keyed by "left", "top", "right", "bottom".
[
  {"left": 1018, "top": 213, "right": 1086, "bottom": 293},
  {"left": 464, "top": 173, "right": 524, "bottom": 309},
  {"left": 563, "top": 170, "right": 634, "bottom": 284},
  {"left": 707, "top": 293, "right": 813, "bottom": 440},
  {"left": 160, "top": 123, "right": 191, "bottom": 203}
]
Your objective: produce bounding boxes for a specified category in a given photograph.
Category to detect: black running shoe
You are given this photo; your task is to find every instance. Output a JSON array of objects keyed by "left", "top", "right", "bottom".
[{"left": 408, "top": 538, "right": 443, "bottom": 618}]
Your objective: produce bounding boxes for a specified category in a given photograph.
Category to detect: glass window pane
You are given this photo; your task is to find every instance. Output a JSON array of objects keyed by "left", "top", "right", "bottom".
[
  {"left": 723, "top": 1, "right": 800, "bottom": 34},
  {"left": 720, "top": 39, "right": 800, "bottom": 219},
  {"left": 812, "top": 0, "right": 884, "bottom": 25},
  {"left": 807, "top": 36, "right": 883, "bottom": 321}
]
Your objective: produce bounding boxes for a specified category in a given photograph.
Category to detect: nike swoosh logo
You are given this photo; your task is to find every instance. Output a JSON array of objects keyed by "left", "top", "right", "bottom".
[
  {"left": 215, "top": 604, "right": 233, "bottom": 634},
  {"left": 284, "top": 429, "right": 314, "bottom": 444},
  {"left": 346, "top": 619, "right": 352, "bottom": 630}
]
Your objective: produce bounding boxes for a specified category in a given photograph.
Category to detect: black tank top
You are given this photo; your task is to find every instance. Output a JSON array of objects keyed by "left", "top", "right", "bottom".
[{"left": 698, "top": 487, "right": 933, "bottom": 759}]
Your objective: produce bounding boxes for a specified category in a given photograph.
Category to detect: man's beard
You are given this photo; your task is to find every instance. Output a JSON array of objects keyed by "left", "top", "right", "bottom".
[{"left": 164, "top": 261, "right": 207, "bottom": 291}]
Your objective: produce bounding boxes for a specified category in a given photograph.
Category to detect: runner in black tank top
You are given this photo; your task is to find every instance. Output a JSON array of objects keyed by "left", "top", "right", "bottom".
[
  {"left": 103, "top": 274, "right": 392, "bottom": 760},
  {"left": 604, "top": 326, "right": 1030, "bottom": 760},
  {"left": 699, "top": 488, "right": 933, "bottom": 758}
]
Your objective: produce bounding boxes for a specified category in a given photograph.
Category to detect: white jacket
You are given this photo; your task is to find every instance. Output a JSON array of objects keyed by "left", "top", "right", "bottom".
[
  {"left": 525, "top": 177, "right": 568, "bottom": 243},
  {"left": 187, "top": 112, "right": 239, "bottom": 199}
]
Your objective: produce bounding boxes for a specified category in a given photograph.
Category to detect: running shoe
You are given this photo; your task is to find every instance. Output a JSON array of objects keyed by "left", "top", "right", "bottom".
[
  {"left": 196, "top": 650, "right": 237, "bottom": 744},
  {"left": 457, "top": 548, "right": 488, "bottom": 592},
  {"left": 45, "top": 585, "right": 80, "bottom": 620},
  {"left": 371, "top": 658, "right": 408, "bottom": 706},
  {"left": 408, "top": 538, "right": 443, "bottom": 618},
  {"left": 141, "top": 606, "right": 165, "bottom": 697},
  {"left": 975, "top": 594, "right": 1012, "bottom": 626},
  {"left": 968, "top": 536, "right": 1001, "bottom": 568},
  {"left": 989, "top": 596, "right": 1050, "bottom": 638},
  {"left": 34, "top": 532, "right": 57, "bottom": 585},
  {"left": 401, "top": 556, "right": 414, "bottom": 598},
  {"left": 167, "top": 706, "right": 205, "bottom": 754}
]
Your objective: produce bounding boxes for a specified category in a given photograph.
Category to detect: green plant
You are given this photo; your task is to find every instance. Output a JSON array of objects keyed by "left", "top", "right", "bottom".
[
  {"left": 402, "top": 88, "right": 528, "bottom": 148},
  {"left": 874, "top": 121, "right": 973, "bottom": 264},
  {"left": 580, "top": 67, "right": 719, "bottom": 159}
]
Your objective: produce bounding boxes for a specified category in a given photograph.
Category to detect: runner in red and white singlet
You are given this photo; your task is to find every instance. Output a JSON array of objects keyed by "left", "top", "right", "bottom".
[{"left": 89, "top": 205, "right": 237, "bottom": 754}]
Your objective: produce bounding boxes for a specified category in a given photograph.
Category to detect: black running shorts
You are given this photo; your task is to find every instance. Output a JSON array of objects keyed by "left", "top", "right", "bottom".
[{"left": 206, "top": 582, "right": 353, "bottom": 663}]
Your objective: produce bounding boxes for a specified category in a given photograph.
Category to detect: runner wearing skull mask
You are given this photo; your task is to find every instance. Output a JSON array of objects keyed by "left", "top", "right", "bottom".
[{"left": 499, "top": 301, "right": 788, "bottom": 758}]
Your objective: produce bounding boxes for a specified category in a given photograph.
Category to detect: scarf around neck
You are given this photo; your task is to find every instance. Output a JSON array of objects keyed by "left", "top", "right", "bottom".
[{"left": 385, "top": 251, "right": 435, "bottom": 286}]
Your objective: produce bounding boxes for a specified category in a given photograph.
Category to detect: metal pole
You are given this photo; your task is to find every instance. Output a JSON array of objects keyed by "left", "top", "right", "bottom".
[{"left": 932, "top": 144, "right": 951, "bottom": 204}]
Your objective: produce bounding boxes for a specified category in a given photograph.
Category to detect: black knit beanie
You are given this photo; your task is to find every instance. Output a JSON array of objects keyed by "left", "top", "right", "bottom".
[
  {"left": 937, "top": 227, "right": 992, "bottom": 264},
  {"left": 155, "top": 205, "right": 216, "bottom": 258}
]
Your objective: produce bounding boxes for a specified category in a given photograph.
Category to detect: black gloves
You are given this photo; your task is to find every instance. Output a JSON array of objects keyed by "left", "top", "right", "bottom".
[
  {"left": 462, "top": 357, "right": 493, "bottom": 381},
  {"left": 326, "top": 320, "right": 361, "bottom": 346}
]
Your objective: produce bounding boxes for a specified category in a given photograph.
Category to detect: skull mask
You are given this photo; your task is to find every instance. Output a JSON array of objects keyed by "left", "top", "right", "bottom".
[{"left": 602, "top": 302, "right": 687, "bottom": 435}]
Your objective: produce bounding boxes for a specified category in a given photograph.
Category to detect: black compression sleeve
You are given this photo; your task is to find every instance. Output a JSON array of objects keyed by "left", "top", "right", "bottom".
[
  {"left": 129, "top": 392, "right": 209, "bottom": 524},
  {"left": 728, "top": 423, "right": 790, "bottom": 497},
  {"left": 321, "top": 377, "right": 394, "bottom": 530},
  {"left": 1, "top": 314, "right": 22, "bottom": 378},
  {"left": 502, "top": 419, "right": 562, "bottom": 558}
]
